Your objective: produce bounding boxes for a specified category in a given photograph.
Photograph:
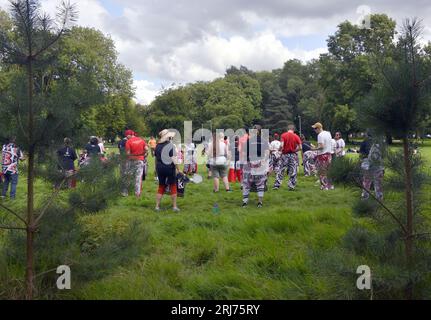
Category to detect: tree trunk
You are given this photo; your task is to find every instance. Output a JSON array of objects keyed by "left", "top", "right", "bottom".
[
  {"left": 402, "top": 137, "right": 414, "bottom": 300},
  {"left": 25, "top": 60, "right": 35, "bottom": 300}
]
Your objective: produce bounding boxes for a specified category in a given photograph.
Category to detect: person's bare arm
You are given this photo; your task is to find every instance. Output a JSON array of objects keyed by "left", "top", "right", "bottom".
[{"left": 312, "top": 143, "right": 324, "bottom": 151}]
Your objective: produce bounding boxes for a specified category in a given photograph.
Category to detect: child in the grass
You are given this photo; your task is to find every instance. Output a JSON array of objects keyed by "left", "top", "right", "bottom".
[{"left": 183, "top": 139, "right": 197, "bottom": 175}]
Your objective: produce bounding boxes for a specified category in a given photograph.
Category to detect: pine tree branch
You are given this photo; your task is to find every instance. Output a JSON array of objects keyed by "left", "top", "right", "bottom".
[
  {"left": 34, "top": 261, "right": 76, "bottom": 279},
  {"left": 11, "top": 1, "right": 33, "bottom": 57},
  {"left": 0, "top": 203, "right": 27, "bottom": 225},
  {"left": 353, "top": 177, "right": 408, "bottom": 235},
  {"left": 405, "top": 232, "right": 431, "bottom": 240},
  {"left": 34, "top": 118, "right": 65, "bottom": 146},
  {"left": 34, "top": 174, "right": 72, "bottom": 226},
  {"left": 0, "top": 225, "right": 26, "bottom": 230},
  {"left": 16, "top": 102, "right": 30, "bottom": 142},
  {"left": 32, "top": 29, "right": 64, "bottom": 59}
]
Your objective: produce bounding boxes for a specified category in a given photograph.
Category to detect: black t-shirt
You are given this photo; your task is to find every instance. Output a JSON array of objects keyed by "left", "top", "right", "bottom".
[
  {"left": 360, "top": 139, "right": 372, "bottom": 158},
  {"left": 155, "top": 142, "right": 177, "bottom": 173},
  {"left": 234, "top": 143, "right": 240, "bottom": 162},
  {"left": 118, "top": 139, "right": 127, "bottom": 155},
  {"left": 57, "top": 147, "right": 78, "bottom": 171},
  {"left": 302, "top": 141, "right": 312, "bottom": 153},
  {"left": 85, "top": 144, "right": 101, "bottom": 156}
]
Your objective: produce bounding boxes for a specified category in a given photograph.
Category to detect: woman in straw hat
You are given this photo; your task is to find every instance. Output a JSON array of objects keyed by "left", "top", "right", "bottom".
[{"left": 155, "top": 129, "right": 181, "bottom": 212}]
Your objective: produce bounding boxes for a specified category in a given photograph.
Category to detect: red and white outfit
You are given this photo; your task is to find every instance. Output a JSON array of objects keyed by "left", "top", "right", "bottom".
[{"left": 125, "top": 136, "right": 147, "bottom": 197}]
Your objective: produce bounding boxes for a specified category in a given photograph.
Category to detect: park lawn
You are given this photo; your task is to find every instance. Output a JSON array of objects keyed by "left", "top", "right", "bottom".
[{"left": 1, "top": 141, "right": 430, "bottom": 299}]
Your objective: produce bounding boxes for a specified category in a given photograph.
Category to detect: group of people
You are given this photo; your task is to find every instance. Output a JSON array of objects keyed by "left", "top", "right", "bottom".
[
  {"left": 0, "top": 122, "right": 385, "bottom": 208},
  {"left": 268, "top": 122, "right": 347, "bottom": 192}
]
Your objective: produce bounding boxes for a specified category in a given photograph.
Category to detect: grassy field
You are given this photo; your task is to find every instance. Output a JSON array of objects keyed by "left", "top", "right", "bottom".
[{"left": 1, "top": 141, "right": 430, "bottom": 299}]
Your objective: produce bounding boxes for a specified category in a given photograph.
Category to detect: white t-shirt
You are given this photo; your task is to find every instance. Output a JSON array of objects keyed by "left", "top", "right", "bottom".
[
  {"left": 208, "top": 141, "right": 228, "bottom": 165},
  {"left": 335, "top": 138, "right": 346, "bottom": 157},
  {"left": 184, "top": 143, "right": 197, "bottom": 163},
  {"left": 317, "top": 131, "right": 333, "bottom": 155},
  {"left": 331, "top": 139, "right": 336, "bottom": 154},
  {"left": 270, "top": 140, "right": 281, "bottom": 152}
]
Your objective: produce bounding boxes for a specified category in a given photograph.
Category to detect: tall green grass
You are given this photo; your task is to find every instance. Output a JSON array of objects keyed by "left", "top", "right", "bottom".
[{"left": 0, "top": 141, "right": 430, "bottom": 299}]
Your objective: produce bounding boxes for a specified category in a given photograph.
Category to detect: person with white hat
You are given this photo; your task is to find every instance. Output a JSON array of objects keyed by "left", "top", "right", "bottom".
[{"left": 155, "top": 129, "right": 181, "bottom": 212}]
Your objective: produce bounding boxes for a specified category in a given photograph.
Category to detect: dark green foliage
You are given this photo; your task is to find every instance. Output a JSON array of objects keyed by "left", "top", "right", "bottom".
[
  {"left": 69, "top": 156, "right": 123, "bottom": 213},
  {"left": 145, "top": 73, "right": 262, "bottom": 135},
  {"left": 0, "top": 205, "right": 150, "bottom": 299},
  {"left": 325, "top": 19, "right": 431, "bottom": 299},
  {"left": 328, "top": 156, "right": 361, "bottom": 186},
  {"left": 352, "top": 199, "right": 379, "bottom": 218}
]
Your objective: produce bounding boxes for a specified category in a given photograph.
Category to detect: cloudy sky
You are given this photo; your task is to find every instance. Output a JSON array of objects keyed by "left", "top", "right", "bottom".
[{"left": 1, "top": 0, "right": 431, "bottom": 104}]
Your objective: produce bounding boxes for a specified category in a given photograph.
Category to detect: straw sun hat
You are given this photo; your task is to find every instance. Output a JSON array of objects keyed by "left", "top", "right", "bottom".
[{"left": 158, "top": 129, "right": 176, "bottom": 143}]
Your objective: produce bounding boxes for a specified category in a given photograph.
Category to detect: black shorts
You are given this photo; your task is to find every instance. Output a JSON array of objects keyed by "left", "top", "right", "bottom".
[{"left": 157, "top": 166, "right": 176, "bottom": 186}]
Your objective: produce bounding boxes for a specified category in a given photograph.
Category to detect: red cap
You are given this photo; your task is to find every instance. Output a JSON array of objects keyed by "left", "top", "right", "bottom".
[
  {"left": 125, "top": 130, "right": 135, "bottom": 137},
  {"left": 274, "top": 133, "right": 279, "bottom": 137}
]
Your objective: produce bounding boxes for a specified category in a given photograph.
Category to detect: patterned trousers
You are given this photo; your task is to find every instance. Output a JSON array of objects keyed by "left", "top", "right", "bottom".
[
  {"left": 316, "top": 153, "right": 333, "bottom": 190},
  {"left": 362, "top": 169, "right": 384, "bottom": 201},
  {"left": 123, "top": 160, "right": 145, "bottom": 197},
  {"left": 269, "top": 152, "right": 282, "bottom": 174},
  {"left": 242, "top": 163, "right": 268, "bottom": 202},
  {"left": 303, "top": 151, "right": 318, "bottom": 176},
  {"left": 274, "top": 153, "right": 299, "bottom": 189}
]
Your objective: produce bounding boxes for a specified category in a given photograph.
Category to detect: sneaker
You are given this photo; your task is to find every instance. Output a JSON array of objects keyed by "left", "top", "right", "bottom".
[
  {"left": 288, "top": 187, "right": 295, "bottom": 191},
  {"left": 257, "top": 202, "right": 263, "bottom": 208},
  {"left": 121, "top": 192, "right": 128, "bottom": 197},
  {"left": 226, "top": 189, "right": 233, "bottom": 193},
  {"left": 173, "top": 207, "right": 181, "bottom": 213},
  {"left": 155, "top": 207, "right": 161, "bottom": 212},
  {"left": 242, "top": 202, "right": 248, "bottom": 208},
  {"left": 272, "top": 186, "right": 280, "bottom": 190}
]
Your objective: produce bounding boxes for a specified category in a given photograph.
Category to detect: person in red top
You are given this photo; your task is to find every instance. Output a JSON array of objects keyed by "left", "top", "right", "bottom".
[
  {"left": 122, "top": 130, "right": 149, "bottom": 198},
  {"left": 273, "top": 124, "right": 302, "bottom": 191}
]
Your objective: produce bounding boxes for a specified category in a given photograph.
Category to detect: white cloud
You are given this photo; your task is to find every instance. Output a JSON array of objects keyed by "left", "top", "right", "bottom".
[
  {"left": 114, "top": 31, "right": 326, "bottom": 86},
  {"left": 0, "top": 0, "right": 108, "bottom": 29},
  {"left": 3, "top": 0, "right": 431, "bottom": 107},
  {"left": 134, "top": 80, "right": 160, "bottom": 105}
]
